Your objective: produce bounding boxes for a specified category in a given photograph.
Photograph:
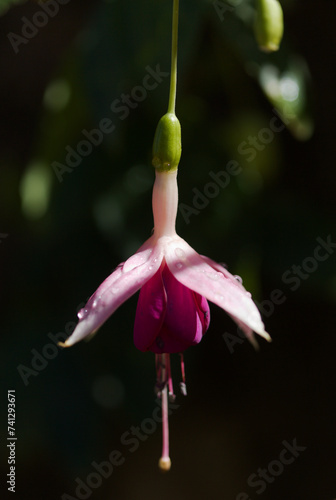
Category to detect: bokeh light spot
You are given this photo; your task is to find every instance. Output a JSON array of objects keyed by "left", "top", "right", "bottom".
[
  {"left": 43, "top": 78, "right": 71, "bottom": 112},
  {"left": 91, "top": 375, "right": 125, "bottom": 410},
  {"left": 20, "top": 161, "right": 52, "bottom": 220}
]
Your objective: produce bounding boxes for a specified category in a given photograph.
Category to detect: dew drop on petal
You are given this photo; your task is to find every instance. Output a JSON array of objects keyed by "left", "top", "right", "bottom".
[
  {"left": 92, "top": 297, "right": 100, "bottom": 308},
  {"left": 78, "top": 308, "right": 88, "bottom": 320},
  {"left": 175, "top": 248, "right": 186, "bottom": 259},
  {"left": 175, "top": 262, "right": 183, "bottom": 270},
  {"left": 234, "top": 275, "right": 243, "bottom": 284},
  {"left": 207, "top": 271, "right": 221, "bottom": 281},
  {"left": 148, "top": 265, "right": 153, "bottom": 271}
]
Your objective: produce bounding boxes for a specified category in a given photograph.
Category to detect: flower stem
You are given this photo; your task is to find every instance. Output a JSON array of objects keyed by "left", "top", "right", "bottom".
[{"left": 167, "top": 0, "right": 179, "bottom": 114}]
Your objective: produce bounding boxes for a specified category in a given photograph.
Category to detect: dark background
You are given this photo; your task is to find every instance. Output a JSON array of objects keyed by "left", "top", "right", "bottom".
[{"left": 1, "top": 1, "right": 335, "bottom": 499}]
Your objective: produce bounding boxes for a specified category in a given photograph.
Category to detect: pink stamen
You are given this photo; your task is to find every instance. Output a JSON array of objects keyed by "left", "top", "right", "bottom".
[
  {"left": 166, "top": 353, "right": 176, "bottom": 401},
  {"left": 179, "top": 353, "right": 187, "bottom": 396}
]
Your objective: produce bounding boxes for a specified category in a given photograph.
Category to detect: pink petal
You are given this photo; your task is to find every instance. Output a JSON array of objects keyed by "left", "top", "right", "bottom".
[
  {"left": 61, "top": 237, "right": 163, "bottom": 347},
  {"left": 228, "top": 314, "right": 259, "bottom": 350},
  {"left": 133, "top": 266, "right": 167, "bottom": 352},
  {"left": 165, "top": 237, "right": 270, "bottom": 343},
  {"left": 200, "top": 255, "right": 270, "bottom": 346},
  {"left": 200, "top": 256, "right": 247, "bottom": 293}
]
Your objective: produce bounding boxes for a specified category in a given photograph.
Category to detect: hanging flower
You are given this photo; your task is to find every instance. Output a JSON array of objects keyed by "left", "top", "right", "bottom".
[
  {"left": 60, "top": 167, "right": 270, "bottom": 470},
  {"left": 59, "top": 0, "right": 274, "bottom": 468},
  {"left": 61, "top": 169, "right": 269, "bottom": 351}
]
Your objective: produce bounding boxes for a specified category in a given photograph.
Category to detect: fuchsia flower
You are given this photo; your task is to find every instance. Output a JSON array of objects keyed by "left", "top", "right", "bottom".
[{"left": 61, "top": 168, "right": 270, "bottom": 470}]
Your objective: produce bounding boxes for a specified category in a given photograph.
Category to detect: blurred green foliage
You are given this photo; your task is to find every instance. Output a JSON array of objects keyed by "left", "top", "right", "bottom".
[{"left": 0, "top": 0, "right": 26, "bottom": 15}]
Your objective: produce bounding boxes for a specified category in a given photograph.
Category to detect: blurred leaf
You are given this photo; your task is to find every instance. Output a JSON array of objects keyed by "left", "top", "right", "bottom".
[
  {"left": 257, "top": 56, "right": 314, "bottom": 140},
  {"left": 211, "top": 0, "right": 314, "bottom": 139},
  {"left": 0, "top": 0, "right": 27, "bottom": 16}
]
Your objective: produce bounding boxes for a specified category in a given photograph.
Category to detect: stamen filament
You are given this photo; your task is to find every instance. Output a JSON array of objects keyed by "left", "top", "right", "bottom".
[
  {"left": 166, "top": 352, "right": 176, "bottom": 401},
  {"left": 179, "top": 353, "right": 187, "bottom": 396}
]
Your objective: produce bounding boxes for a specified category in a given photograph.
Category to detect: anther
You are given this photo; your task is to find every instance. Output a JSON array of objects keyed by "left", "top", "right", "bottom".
[
  {"left": 169, "top": 391, "right": 176, "bottom": 402},
  {"left": 179, "top": 381, "right": 187, "bottom": 396}
]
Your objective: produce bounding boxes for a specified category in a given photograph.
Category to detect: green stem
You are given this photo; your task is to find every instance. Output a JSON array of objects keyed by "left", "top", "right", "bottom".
[{"left": 167, "top": 0, "right": 179, "bottom": 114}]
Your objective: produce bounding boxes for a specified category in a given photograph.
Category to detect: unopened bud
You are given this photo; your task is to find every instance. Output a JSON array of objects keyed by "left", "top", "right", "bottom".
[
  {"left": 254, "top": 0, "right": 284, "bottom": 52},
  {"left": 152, "top": 113, "right": 182, "bottom": 172}
]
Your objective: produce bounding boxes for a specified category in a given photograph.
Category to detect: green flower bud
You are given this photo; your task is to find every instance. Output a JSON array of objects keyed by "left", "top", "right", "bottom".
[
  {"left": 254, "top": 0, "right": 284, "bottom": 53},
  {"left": 152, "top": 113, "right": 182, "bottom": 172}
]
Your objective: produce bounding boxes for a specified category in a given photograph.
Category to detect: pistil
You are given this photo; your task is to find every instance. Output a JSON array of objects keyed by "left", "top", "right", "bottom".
[{"left": 157, "top": 353, "right": 171, "bottom": 471}]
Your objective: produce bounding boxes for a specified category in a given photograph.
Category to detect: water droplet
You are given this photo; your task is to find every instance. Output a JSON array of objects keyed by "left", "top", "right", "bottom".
[
  {"left": 207, "top": 271, "right": 221, "bottom": 281},
  {"left": 175, "top": 262, "right": 183, "bottom": 270},
  {"left": 78, "top": 308, "right": 88, "bottom": 320},
  {"left": 175, "top": 248, "right": 186, "bottom": 259},
  {"left": 148, "top": 265, "right": 153, "bottom": 271},
  {"left": 92, "top": 296, "right": 102, "bottom": 309},
  {"left": 110, "top": 287, "right": 119, "bottom": 294},
  {"left": 215, "top": 293, "right": 224, "bottom": 302},
  {"left": 234, "top": 275, "right": 243, "bottom": 284}
]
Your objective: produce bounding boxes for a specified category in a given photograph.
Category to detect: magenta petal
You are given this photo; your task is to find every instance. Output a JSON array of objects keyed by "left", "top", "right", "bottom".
[
  {"left": 147, "top": 265, "right": 205, "bottom": 354},
  {"left": 133, "top": 267, "right": 167, "bottom": 352},
  {"left": 165, "top": 237, "right": 270, "bottom": 343},
  {"left": 194, "top": 292, "right": 210, "bottom": 333},
  {"left": 61, "top": 238, "right": 163, "bottom": 347}
]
